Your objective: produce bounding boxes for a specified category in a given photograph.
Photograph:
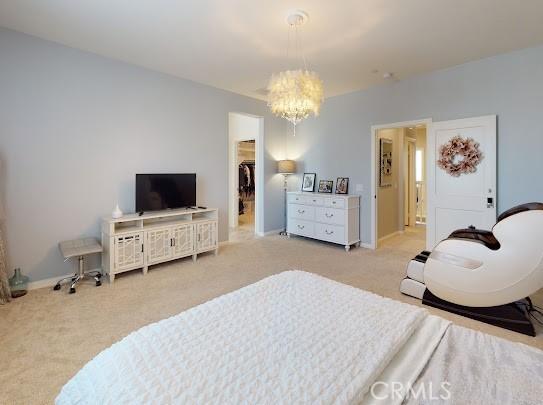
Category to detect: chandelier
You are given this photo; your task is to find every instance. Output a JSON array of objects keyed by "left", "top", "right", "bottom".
[{"left": 267, "top": 10, "right": 324, "bottom": 133}]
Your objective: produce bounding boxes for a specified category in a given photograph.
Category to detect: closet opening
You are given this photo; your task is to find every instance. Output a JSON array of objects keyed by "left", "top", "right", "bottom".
[
  {"left": 236, "top": 141, "right": 256, "bottom": 240},
  {"left": 228, "top": 112, "right": 263, "bottom": 241}
]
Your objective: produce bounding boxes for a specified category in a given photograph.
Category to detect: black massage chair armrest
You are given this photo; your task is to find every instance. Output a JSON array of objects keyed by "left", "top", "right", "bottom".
[
  {"left": 444, "top": 203, "right": 543, "bottom": 251},
  {"left": 447, "top": 227, "right": 501, "bottom": 250}
]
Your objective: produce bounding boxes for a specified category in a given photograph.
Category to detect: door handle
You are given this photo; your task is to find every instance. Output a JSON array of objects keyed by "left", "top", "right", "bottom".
[{"left": 487, "top": 197, "right": 494, "bottom": 208}]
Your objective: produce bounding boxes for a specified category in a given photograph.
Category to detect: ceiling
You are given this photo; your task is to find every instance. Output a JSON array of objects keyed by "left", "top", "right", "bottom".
[{"left": 1, "top": 0, "right": 543, "bottom": 100}]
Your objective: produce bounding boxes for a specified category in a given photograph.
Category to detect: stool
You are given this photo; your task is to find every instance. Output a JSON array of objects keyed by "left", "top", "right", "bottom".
[{"left": 54, "top": 237, "right": 103, "bottom": 294}]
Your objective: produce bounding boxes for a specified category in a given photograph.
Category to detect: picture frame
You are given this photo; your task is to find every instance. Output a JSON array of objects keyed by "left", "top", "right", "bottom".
[
  {"left": 335, "top": 177, "right": 349, "bottom": 194},
  {"left": 380, "top": 138, "right": 393, "bottom": 187},
  {"left": 318, "top": 180, "right": 333, "bottom": 193},
  {"left": 301, "top": 173, "right": 316, "bottom": 192}
]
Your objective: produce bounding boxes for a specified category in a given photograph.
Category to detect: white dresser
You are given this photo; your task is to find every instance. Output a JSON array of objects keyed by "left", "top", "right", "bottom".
[{"left": 287, "top": 192, "right": 360, "bottom": 251}]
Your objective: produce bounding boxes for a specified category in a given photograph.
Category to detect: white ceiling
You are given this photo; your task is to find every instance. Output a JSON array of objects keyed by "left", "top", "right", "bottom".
[{"left": 1, "top": 0, "right": 543, "bottom": 100}]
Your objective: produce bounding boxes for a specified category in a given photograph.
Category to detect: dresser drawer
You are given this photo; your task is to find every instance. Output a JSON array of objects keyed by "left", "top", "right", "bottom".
[
  {"left": 288, "top": 219, "right": 315, "bottom": 238},
  {"left": 315, "top": 223, "right": 345, "bottom": 244},
  {"left": 288, "top": 194, "right": 306, "bottom": 204},
  {"left": 328, "top": 197, "right": 346, "bottom": 209},
  {"left": 306, "top": 195, "right": 325, "bottom": 206},
  {"left": 288, "top": 204, "right": 315, "bottom": 221},
  {"left": 315, "top": 207, "right": 345, "bottom": 225}
]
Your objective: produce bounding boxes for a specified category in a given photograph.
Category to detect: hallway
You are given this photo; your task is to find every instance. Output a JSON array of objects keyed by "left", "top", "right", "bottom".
[{"left": 379, "top": 224, "right": 426, "bottom": 254}]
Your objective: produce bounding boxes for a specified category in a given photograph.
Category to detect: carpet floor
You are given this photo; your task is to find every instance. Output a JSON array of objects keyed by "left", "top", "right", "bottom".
[{"left": 1, "top": 231, "right": 541, "bottom": 404}]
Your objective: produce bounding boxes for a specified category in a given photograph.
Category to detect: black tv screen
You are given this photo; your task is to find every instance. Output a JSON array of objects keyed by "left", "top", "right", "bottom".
[{"left": 136, "top": 174, "right": 196, "bottom": 212}]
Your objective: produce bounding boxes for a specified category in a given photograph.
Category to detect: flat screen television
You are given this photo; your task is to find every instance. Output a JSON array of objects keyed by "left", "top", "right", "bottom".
[{"left": 135, "top": 173, "right": 196, "bottom": 213}]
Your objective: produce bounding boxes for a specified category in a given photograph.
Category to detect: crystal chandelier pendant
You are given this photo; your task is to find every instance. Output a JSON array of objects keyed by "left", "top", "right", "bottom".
[{"left": 267, "top": 11, "right": 324, "bottom": 134}]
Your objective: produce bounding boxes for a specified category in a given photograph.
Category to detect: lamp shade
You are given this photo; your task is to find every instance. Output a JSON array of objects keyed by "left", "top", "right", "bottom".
[{"left": 277, "top": 160, "right": 296, "bottom": 175}]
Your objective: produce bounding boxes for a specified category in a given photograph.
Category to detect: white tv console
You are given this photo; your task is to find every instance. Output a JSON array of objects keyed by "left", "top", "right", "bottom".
[
  {"left": 287, "top": 192, "right": 360, "bottom": 251},
  {"left": 102, "top": 208, "right": 218, "bottom": 283}
]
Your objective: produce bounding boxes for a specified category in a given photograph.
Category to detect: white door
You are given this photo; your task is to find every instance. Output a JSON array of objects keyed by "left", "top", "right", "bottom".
[
  {"left": 146, "top": 228, "right": 172, "bottom": 265},
  {"left": 171, "top": 224, "right": 195, "bottom": 258},
  {"left": 426, "top": 115, "right": 496, "bottom": 249}
]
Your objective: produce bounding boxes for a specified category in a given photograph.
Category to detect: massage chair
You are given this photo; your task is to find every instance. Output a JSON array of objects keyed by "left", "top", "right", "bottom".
[{"left": 400, "top": 202, "right": 543, "bottom": 336}]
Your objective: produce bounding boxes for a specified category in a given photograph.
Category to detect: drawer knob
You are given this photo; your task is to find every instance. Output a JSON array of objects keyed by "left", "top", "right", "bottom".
[
  {"left": 325, "top": 213, "right": 334, "bottom": 218},
  {"left": 313, "top": 199, "right": 317, "bottom": 202},
  {"left": 298, "top": 209, "right": 305, "bottom": 214},
  {"left": 332, "top": 201, "right": 336, "bottom": 204},
  {"left": 325, "top": 230, "right": 334, "bottom": 235},
  {"left": 297, "top": 225, "right": 305, "bottom": 229}
]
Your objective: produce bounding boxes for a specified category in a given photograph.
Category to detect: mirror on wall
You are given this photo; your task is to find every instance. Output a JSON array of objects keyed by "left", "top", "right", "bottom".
[{"left": 380, "top": 138, "right": 393, "bottom": 187}]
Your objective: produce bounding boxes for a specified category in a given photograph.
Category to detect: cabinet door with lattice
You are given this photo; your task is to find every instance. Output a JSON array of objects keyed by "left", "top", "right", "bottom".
[
  {"left": 146, "top": 228, "right": 172, "bottom": 265},
  {"left": 171, "top": 224, "right": 195, "bottom": 259},
  {"left": 114, "top": 232, "right": 144, "bottom": 271},
  {"left": 196, "top": 221, "right": 218, "bottom": 252}
]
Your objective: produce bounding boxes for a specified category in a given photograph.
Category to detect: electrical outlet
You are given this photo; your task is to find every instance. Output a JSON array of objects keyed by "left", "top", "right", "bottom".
[{"left": 355, "top": 184, "right": 364, "bottom": 192}]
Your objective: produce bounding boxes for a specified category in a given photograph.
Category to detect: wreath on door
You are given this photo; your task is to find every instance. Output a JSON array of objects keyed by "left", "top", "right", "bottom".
[{"left": 437, "top": 135, "right": 483, "bottom": 177}]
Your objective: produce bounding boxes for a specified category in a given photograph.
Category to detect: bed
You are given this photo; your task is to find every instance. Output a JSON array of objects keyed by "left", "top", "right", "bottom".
[{"left": 56, "top": 271, "right": 543, "bottom": 404}]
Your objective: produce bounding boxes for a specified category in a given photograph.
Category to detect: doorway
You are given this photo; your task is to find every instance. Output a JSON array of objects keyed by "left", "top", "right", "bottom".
[
  {"left": 371, "top": 119, "right": 431, "bottom": 249},
  {"left": 236, "top": 140, "right": 256, "bottom": 239},
  {"left": 228, "top": 112, "right": 264, "bottom": 241}
]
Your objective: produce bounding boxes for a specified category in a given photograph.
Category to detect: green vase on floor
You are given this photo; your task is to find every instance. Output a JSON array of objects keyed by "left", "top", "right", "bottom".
[{"left": 9, "top": 268, "right": 29, "bottom": 298}]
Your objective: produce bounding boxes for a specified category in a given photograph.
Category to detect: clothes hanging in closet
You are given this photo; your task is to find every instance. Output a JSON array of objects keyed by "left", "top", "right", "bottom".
[
  {"left": 239, "top": 161, "right": 255, "bottom": 215},
  {"left": 239, "top": 162, "right": 255, "bottom": 197}
]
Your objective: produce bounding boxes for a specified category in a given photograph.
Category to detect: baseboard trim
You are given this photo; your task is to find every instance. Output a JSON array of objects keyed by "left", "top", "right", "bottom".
[
  {"left": 28, "top": 268, "right": 102, "bottom": 291},
  {"left": 378, "top": 230, "right": 404, "bottom": 243},
  {"left": 256, "top": 228, "right": 284, "bottom": 237}
]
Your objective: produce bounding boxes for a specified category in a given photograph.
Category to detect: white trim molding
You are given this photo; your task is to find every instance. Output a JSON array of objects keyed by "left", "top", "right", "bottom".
[
  {"left": 257, "top": 228, "right": 284, "bottom": 237},
  {"left": 377, "top": 230, "right": 405, "bottom": 244}
]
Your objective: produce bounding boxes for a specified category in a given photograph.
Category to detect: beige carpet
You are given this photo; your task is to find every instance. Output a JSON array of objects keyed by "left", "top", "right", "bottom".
[{"left": 1, "top": 232, "right": 541, "bottom": 404}]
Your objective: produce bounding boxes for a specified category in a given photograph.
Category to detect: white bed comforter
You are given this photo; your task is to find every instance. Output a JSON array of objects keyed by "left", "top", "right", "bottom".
[
  {"left": 405, "top": 324, "right": 543, "bottom": 405},
  {"left": 57, "top": 271, "right": 428, "bottom": 405}
]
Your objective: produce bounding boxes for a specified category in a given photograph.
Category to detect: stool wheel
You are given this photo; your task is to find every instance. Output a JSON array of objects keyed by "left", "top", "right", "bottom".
[
  {"left": 69, "top": 287, "right": 76, "bottom": 294},
  {"left": 53, "top": 284, "right": 61, "bottom": 291},
  {"left": 96, "top": 280, "right": 102, "bottom": 287}
]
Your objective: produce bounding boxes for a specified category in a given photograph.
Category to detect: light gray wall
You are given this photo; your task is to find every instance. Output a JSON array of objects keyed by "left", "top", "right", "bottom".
[
  {"left": 288, "top": 45, "right": 543, "bottom": 245},
  {"left": 0, "top": 28, "right": 287, "bottom": 282}
]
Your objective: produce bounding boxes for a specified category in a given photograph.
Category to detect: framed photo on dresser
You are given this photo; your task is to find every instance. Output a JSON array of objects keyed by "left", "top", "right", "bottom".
[
  {"left": 301, "top": 173, "right": 316, "bottom": 192},
  {"left": 335, "top": 177, "right": 349, "bottom": 194},
  {"left": 318, "top": 180, "right": 333, "bottom": 193}
]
